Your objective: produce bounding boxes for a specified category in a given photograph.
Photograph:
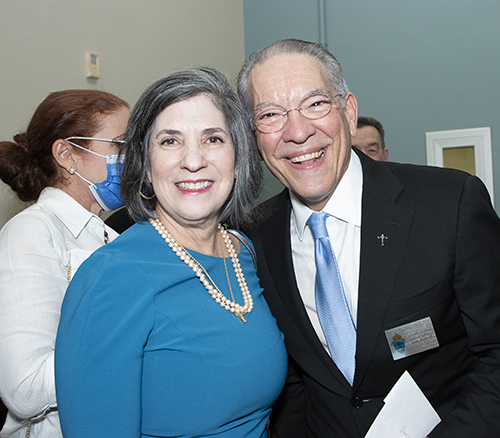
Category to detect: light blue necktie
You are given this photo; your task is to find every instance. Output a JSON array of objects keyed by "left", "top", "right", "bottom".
[{"left": 308, "top": 211, "right": 356, "bottom": 385}]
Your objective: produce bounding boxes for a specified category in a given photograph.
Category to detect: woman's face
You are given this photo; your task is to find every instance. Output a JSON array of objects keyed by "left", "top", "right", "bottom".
[
  {"left": 148, "top": 94, "right": 235, "bottom": 230},
  {"left": 69, "top": 105, "right": 130, "bottom": 215},
  {"left": 76, "top": 106, "right": 130, "bottom": 183}
]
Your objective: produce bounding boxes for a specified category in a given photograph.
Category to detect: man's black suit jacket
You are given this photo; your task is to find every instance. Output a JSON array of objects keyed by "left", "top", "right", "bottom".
[{"left": 244, "top": 149, "right": 500, "bottom": 437}]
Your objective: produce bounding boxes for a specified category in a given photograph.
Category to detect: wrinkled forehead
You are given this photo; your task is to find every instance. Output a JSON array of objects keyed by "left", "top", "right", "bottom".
[{"left": 248, "top": 53, "right": 333, "bottom": 109}]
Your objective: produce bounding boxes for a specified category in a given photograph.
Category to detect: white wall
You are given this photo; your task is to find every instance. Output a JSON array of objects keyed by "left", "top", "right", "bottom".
[{"left": 0, "top": 0, "right": 245, "bottom": 227}]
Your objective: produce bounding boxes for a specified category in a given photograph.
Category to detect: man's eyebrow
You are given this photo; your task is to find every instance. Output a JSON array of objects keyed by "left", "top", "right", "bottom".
[
  {"left": 253, "top": 88, "right": 335, "bottom": 114},
  {"left": 253, "top": 101, "right": 283, "bottom": 114},
  {"left": 304, "top": 89, "right": 335, "bottom": 100}
]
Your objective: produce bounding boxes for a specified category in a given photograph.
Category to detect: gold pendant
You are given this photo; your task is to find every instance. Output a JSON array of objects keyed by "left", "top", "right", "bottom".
[{"left": 236, "top": 313, "right": 247, "bottom": 323}]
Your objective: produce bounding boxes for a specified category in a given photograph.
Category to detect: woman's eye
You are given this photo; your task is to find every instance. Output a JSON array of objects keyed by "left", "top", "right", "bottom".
[
  {"left": 207, "top": 136, "right": 224, "bottom": 144},
  {"left": 160, "top": 138, "right": 176, "bottom": 146}
]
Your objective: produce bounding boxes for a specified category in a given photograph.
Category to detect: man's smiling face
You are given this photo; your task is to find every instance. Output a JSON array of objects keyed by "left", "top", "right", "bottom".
[{"left": 248, "top": 53, "right": 358, "bottom": 211}]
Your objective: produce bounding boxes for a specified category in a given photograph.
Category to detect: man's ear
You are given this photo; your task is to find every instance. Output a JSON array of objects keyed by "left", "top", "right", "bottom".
[
  {"left": 52, "top": 139, "right": 77, "bottom": 173},
  {"left": 343, "top": 92, "right": 358, "bottom": 139}
]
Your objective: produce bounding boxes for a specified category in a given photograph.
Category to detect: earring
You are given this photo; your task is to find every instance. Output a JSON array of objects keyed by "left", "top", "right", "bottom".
[
  {"left": 140, "top": 190, "right": 156, "bottom": 200},
  {"left": 69, "top": 168, "right": 75, "bottom": 175}
]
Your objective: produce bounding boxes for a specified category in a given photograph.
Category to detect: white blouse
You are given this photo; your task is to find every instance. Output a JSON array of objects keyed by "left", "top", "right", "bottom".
[{"left": 0, "top": 187, "right": 118, "bottom": 438}]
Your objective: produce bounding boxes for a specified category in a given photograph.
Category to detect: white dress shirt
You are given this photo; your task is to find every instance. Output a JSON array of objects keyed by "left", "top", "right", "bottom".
[
  {"left": 0, "top": 187, "right": 118, "bottom": 438},
  {"left": 290, "top": 149, "right": 363, "bottom": 353}
]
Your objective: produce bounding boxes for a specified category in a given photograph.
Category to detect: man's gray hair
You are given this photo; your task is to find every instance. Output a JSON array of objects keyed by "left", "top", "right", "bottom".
[{"left": 237, "top": 39, "right": 350, "bottom": 122}]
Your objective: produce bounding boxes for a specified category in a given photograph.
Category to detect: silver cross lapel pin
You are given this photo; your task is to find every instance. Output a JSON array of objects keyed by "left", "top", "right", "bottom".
[{"left": 377, "top": 234, "right": 388, "bottom": 247}]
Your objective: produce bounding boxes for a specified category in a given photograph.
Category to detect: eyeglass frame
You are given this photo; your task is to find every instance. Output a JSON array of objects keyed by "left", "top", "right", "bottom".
[
  {"left": 64, "top": 136, "right": 125, "bottom": 145},
  {"left": 253, "top": 93, "right": 341, "bottom": 134}
]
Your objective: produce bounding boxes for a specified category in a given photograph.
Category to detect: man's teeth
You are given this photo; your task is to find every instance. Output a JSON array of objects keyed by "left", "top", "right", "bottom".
[
  {"left": 176, "top": 181, "right": 212, "bottom": 190},
  {"left": 290, "top": 150, "right": 324, "bottom": 163}
]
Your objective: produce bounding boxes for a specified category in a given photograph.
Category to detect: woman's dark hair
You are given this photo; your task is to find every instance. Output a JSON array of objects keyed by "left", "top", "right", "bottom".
[
  {"left": 0, "top": 89, "right": 128, "bottom": 202},
  {"left": 122, "top": 67, "right": 263, "bottom": 228}
]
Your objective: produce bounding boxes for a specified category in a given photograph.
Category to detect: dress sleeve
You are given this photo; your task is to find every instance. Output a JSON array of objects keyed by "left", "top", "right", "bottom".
[
  {"left": 430, "top": 175, "right": 500, "bottom": 437},
  {"left": 55, "top": 252, "right": 154, "bottom": 438},
  {"left": 0, "top": 214, "right": 67, "bottom": 419}
]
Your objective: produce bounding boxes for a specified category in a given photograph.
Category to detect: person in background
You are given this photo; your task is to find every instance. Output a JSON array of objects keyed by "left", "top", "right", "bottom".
[
  {"left": 55, "top": 67, "right": 287, "bottom": 438},
  {"left": 352, "top": 116, "right": 388, "bottom": 161},
  {"left": 104, "top": 206, "right": 134, "bottom": 233},
  {"left": 0, "top": 89, "right": 129, "bottom": 438},
  {"left": 237, "top": 38, "right": 500, "bottom": 437}
]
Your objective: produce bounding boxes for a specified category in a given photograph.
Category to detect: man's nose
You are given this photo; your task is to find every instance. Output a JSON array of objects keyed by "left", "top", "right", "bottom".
[{"left": 281, "top": 109, "right": 316, "bottom": 144}]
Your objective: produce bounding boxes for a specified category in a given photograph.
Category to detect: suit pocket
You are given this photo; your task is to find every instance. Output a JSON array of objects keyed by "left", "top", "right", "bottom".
[{"left": 384, "top": 279, "right": 449, "bottom": 326}]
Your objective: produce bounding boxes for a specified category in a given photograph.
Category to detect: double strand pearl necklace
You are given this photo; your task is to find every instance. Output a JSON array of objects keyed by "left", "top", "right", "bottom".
[{"left": 150, "top": 218, "right": 253, "bottom": 323}]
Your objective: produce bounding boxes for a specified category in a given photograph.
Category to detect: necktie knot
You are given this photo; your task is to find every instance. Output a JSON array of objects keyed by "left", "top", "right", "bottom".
[{"left": 307, "top": 211, "right": 329, "bottom": 240}]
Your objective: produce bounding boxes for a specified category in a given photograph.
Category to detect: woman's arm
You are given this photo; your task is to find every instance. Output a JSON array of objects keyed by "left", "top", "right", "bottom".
[{"left": 0, "top": 213, "right": 67, "bottom": 419}]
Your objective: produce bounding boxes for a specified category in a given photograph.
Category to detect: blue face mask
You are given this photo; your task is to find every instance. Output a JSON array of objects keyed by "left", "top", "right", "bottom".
[{"left": 66, "top": 138, "right": 125, "bottom": 212}]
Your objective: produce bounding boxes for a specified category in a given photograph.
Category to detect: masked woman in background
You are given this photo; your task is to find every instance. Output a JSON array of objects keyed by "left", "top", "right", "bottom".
[
  {"left": 55, "top": 67, "right": 287, "bottom": 437},
  {"left": 0, "top": 89, "right": 129, "bottom": 438}
]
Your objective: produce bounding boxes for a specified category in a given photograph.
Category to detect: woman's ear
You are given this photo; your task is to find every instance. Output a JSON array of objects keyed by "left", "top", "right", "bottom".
[{"left": 52, "top": 139, "right": 76, "bottom": 173}]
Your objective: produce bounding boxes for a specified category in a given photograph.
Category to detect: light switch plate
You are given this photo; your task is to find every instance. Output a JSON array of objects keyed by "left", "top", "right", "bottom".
[{"left": 86, "top": 52, "right": 100, "bottom": 79}]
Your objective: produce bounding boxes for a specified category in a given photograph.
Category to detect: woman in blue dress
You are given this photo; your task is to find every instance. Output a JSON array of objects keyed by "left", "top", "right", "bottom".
[{"left": 55, "top": 67, "right": 287, "bottom": 438}]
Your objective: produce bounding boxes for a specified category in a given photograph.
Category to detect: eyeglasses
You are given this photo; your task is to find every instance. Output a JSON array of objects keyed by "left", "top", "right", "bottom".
[
  {"left": 253, "top": 94, "right": 341, "bottom": 134},
  {"left": 65, "top": 137, "right": 125, "bottom": 145}
]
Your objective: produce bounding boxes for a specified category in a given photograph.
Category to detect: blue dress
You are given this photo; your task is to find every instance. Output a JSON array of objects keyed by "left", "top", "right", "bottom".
[{"left": 55, "top": 222, "right": 287, "bottom": 438}]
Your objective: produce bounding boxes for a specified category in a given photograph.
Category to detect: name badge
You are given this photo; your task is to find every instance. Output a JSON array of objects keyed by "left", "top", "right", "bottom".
[{"left": 385, "top": 317, "right": 439, "bottom": 361}]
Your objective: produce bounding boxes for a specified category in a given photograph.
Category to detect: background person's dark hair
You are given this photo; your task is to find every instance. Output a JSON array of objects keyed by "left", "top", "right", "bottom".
[
  {"left": 237, "top": 38, "right": 350, "bottom": 124},
  {"left": 357, "top": 116, "right": 385, "bottom": 147},
  {"left": 0, "top": 90, "right": 128, "bottom": 202},
  {"left": 121, "top": 67, "right": 263, "bottom": 228}
]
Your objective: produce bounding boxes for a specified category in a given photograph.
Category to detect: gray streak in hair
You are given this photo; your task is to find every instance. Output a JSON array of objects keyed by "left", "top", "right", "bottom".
[{"left": 121, "top": 67, "right": 263, "bottom": 228}]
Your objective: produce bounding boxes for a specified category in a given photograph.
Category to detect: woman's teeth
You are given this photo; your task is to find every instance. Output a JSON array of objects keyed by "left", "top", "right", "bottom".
[{"left": 176, "top": 181, "right": 212, "bottom": 190}]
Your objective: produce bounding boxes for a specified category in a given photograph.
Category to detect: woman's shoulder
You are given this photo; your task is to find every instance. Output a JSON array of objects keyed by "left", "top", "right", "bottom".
[
  {"left": 0, "top": 187, "right": 88, "bottom": 237},
  {"left": 63, "top": 222, "right": 171, "bottom": 310},
  {"left": 79, "top": 221, "right": 170, "bottom": 270},
  {"left": 0, "top": 200, "right": 63, "bottom": 245},
  {"left": 101, "top": 221, "right": 156, "bottom": 253}
]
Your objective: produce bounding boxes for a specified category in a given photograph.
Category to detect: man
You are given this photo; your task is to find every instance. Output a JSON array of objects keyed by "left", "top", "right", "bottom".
[
  {"left": 353, "top": 116, "right": 388, "bottom": 161},
  {"left": 237, "top": 39, "right": 500, "bottom": 437}
]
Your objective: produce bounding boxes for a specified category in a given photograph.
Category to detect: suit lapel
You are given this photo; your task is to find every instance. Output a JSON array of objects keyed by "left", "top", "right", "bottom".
[
  {"left": 259, "top": 190, "right": 352, "bottom": 389},
  {"left": 259, "top": 192, "right": 300, "bottom": 319},
  {"left": 259, "top": 191, "right": 313, "bottom": 332},
  {"left": 353, "top": 151, "right": 414, "bottom": 390}
]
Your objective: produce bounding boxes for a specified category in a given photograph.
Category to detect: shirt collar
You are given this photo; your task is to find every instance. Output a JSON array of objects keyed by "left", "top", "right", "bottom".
[
  {"left": 291, "top": 149, "right": 363, "bottom": 240},
  {"left": 38, "top": 187, "right": 101, "bottom": 239}
]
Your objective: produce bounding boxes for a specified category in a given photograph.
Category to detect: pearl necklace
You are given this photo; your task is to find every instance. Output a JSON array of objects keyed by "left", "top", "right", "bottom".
[{"left": 150, "top": 218, "right": 253, "bottom": 323}]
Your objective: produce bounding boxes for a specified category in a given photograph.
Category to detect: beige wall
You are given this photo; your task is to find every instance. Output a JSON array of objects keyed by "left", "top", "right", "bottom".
[{"left": 0, "top": 0, "right": 245, "bottom": 227}]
